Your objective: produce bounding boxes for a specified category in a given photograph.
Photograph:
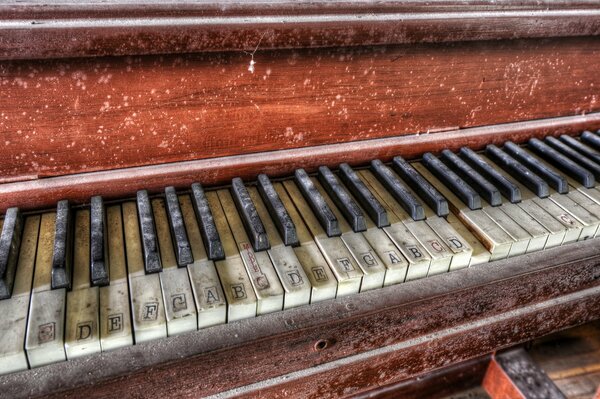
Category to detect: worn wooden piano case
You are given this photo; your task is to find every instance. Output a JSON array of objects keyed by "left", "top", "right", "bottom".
[{"left": 1, "top": 1, "right": 600, "bottom": 397}]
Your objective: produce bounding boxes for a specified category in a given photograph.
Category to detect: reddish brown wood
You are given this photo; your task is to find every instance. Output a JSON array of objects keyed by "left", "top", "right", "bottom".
[
  {"left": 1, "top": 1, "right": 599, "bottom": 60},
  {"left": 2, "top": 239, "right": 597, "bottom": 398},
  {"left": 0, "top": 37, "right": 599, "bottom": 184},
  {"left": 1, "top": 112, "right": 599, "bottom": 213},
  {"left": 594, "top": 384, "right": 600, "bottom": 399},
  {"left": 483, "top": 349, "right": 565, "bottom": 399}
]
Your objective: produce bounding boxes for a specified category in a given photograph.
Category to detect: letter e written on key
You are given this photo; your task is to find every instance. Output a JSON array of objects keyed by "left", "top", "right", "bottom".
[
  {"left": 108, "top": 314, "right": 123, "bottom": 333},
  {"left": 312, "top": 267, "right": 328, "bottom": 281}
]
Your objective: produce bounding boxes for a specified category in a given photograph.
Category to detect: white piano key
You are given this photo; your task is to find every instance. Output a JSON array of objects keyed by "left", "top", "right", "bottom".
[
  {"left": 122, "top": 202, "right": 167, "bottom": 343},
  {"left": 100, "top": 205, "right": 133, "bottom": 352},
  {"left": 312, "top": 178, "right": 386, "bottom": 290},
  {"left": 218, "top": 189, "right": 284, "bottom": 315},
  {"left": 65, "top": 210, "right": 101, "bottom": 359},
  {"left": 152, "top": 198, "right": 197, "bottom": 336},
  {"left": 205, "top": 192, "right": 257, "bottom": 322},
  {"left": 248, "top": 187, "right": 312, "bottom": 309},
  {"left": 26, "top": 212, "right": 67, "bottom": 368},
  {"left": 273, "top": 183, "right": 338, "bottom": 302},
  {"left": 360, "top": 226, "right": 409, "bottom": 286},
  {"left": 179, "top": 195, "right": 227, "bottom": 329},
  {"left": 0, "top": 216, "right": 39, "bottom": 375},
  {"left": 445, "top": 213, "right": 491, "bottom": 266},
  {"left": 482, "top": 207, "right": 532, "bottom": 256},
  {"left": 283, "top": 180, "right": 363, "bottom": 297}
]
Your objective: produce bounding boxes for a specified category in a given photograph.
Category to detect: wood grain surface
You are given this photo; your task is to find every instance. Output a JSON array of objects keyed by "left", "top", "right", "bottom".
[{"left": 1, "top": 36, "right": 599, "bottom": 185}]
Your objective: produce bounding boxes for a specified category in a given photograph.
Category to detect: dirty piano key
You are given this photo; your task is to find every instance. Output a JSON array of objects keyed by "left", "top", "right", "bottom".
[
  {"left": 560, "top": 135, "right": 600, "bottom": 164},
  {"left": 65, "top": 209, "right": 101, "bottom": 359},
  {"left": 248, "top": 187, "right": 312, "bottom": 308},
  {"left": 26, "top": 212, "right": 67, "bottom": 367},
  {"left": 528, "top": 138, "right": 595, "bottom": 188},
  {"left": 459, "top": 147, "right": 522, "bottom": 203},
  {"left": 0, "top": 216, "right": 39, "bottom": 375},
  {"left": 392, "top": 156, "right": 449, "bottom": 216},
  {"left": 357, "top": 169, "right": 434, "bottom": 279},
  {"left": 0, "top": 208, "right": 23, "bottom": 299},
  {"left": 360, "top": 169, "right": 459, "bottom": 275},
  {"left": 338, "top": 163, "right": 389, "bottom": 228},
  {"left": 295, "top": 168, "right": 341, "bottom": 237},
  {"left": 179, "top": 195, "right": 227, "bottom": 328},
  {"left": 122, "top": 202, "right": 167, "bottom": 343},
  {"left": 412, "top": 163, "right": 514, "bottom": 261},
  {"left": 136, "top": 190, "right": 162, "bottom": 274},
  {"left": 51, "top": 200, "right": 73, "bottom": 290},
  {"left": 231, "top": 178, "right": 270, "bottom": 252},
  {"left": 191, "top": 183, "right": 225, "bottom": 261},
  {"left": 481, "top": 206, "right": 536, "bottom": 255},
  {"left": 100, "top": 205, "right": 133, "bottom": 351},
  {"left": 422, "top": 153, "right": 481, "bottom": 210},
  {"left": 503, "top": 142, "right": 568, "bottom": 193},
  {"left": 205, "top": 191, "right": 257, "bottom": 322},
  {"left": 165, "top": 187, "right": 193, "bottom": 267},
  {"left": 273, "top": 183, "right": 338, "bottom": 302},
  {"left": 257, "top": 174, "right": 298, "bottom": 246},
  {"left": 151, "top": 198, "right": 197, "bottom": 336},
  {"left": 90, "top": 196, "right": 109, "bottom": 286},
  {"left": 545, "top": 136, "right": 600, "bottom": 179},
  {"left": 581, "top": 130, "right": 600, "bottom": 151},
  {"left": 318, "top": 166, "right": 366, "bottom": 232},
  {"left": 312, "top": 178, "right": 386, "bottom": 290},
  {"left": 371, "top": 159, "right": 425, "bottom": 220},
  {"left": 283, "top": 180, "right": 363, "bottom": 296},
  {"left": 440, "top": 150, "right": 502, "bottom": 206},
  {"left": 485, "top": 145, "right": 549, "bottom": 198},
  {"left": 446, "top": 213, "right": 491, "bottom": 266},
  {"left": 220, "top": 189, "right": 285, "bottom": 314}
]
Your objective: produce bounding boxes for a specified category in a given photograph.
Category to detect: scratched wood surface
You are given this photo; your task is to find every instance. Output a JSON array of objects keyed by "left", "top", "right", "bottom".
[
  {"left": 0, "top": 36, "right": 599, "bottom": 184},
  {"left": 2, "top": 239, "right": 599, "bottom": 398}
]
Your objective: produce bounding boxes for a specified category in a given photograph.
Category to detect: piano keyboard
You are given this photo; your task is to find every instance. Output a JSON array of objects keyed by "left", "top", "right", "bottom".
[{"left": 2, "top": 130, "right": 600, "bottom": 375}]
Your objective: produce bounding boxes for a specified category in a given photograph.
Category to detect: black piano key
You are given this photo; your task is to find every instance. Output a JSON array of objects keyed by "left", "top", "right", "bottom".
[
  {"left": 51, "top": 200, "right": 73, "bottom": 289},
  {"left": 560, "top": 135, "right": 600, "bottom": 165},
  {"left": 165, "top": 187, "right": 194, "bottom": 267},
  {"left": 503, "top": 141, "right": 569, "bottom": 194},
  {"left": 0, "top": 208, "right": 23, "bottom": 299},
  {"left": 231, "top": 177, "right": 270, "bottom": 251},
  {"left": 257, "top": 174, "right": 299, "bottom": 246},
  {"left": 136, "top": 190, "right": 162, "bottom": 274},
  {"left": 440, "top": 150, "right": 502, "bottom": 206},
  {"left": 528, "top": 138, "right": 595, "bottom": 188},
  {"left": 459, "top": 147, "right": 521, "bottom": 203},
  {"left": 371, "top": 159, "right": 426, "bottom": 220},
  {"left": 294, "top": 168, "right": 341, "bottom": 237},
  {"left": 90, "top": 196, "right": 109, "bottom": 286},
  {"left": 392, "top": 156, "right": 449, "bottom": 216},
  {"left": 485, "top": 145, "right": 549, "bottom": 198},
  {"left": 545, "top": 136, "right": 600, "bottom": 180},
  {"left": 338, "top": 163, "right": 389, "bottom": 228},
  {"left": 190, "top": 183, "right": 225, "bottom": 260},
  {"left": 581, "top": 130, "right": 600, "bottom": 151},
  {"left": 422, "top": 153, "right": 482, "bottom": 210},
  {"left": 318, "top": 166, "right": 367, "bottom": 232}
]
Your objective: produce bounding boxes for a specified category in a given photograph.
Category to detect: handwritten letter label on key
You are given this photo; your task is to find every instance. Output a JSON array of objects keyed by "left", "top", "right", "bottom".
[{"left": 240, "top": 242, "right": 270, "bottom": 290}]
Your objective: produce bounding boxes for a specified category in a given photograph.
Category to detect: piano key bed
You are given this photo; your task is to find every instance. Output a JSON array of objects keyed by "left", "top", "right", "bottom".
[{"left": 3, "top": 131, "right": 600, "bottom": 396}]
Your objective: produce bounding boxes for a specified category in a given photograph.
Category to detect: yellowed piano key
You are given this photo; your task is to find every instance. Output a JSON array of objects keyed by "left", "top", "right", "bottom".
[
  {"left": 205, "top": 191, "right": 257, "bottom": 322},
  {"left": 26, "top": 212, "right": 67, "bottom": 368},
  {"left": 218, "top": 189, "right": 284, "bottom": 315},
  {"left": 65, "top": 210, "right": 101, "bottom": 359},
  {"left": 122, "top": 202, "right": 167, "bottom": 343},
  {"left": 179, "top": 195, "right": 227, "bottom": 329},
  {"left": 481, "top": 207, "right": 531, "bottom": 256},
  {"left": 0, "top": 216, "right": 39, "bottom": 375},
  {"left": 100, "top": 205, "right": 133, "bottom": 352},
  {"left": 248, "top": 187, "right": 312, "bottom": 309},
  {"left": 274, "top": 183, "right": 338, "bottom": 302},
  {"left": 412, "top": 163, "right": 514, "bottom": 261},
  {"left": 446, "top": 213, "right": 491, "bottom": 266},
  {"left": 282, "top": 180, "right": 363, "bottom": 296},
  {"left": 152, "top": 198, "right": 197, "bottom": 336}
]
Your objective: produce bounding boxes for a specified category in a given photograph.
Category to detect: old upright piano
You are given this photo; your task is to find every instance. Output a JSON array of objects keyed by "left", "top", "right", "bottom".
[{"left": 1, "top": 1, "right": 600, "bottom": 397}]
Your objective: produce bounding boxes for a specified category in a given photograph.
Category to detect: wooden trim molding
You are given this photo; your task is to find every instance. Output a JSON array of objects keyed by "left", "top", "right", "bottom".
[{"left": 1, "top": 1, "right": 600, "bottom": 60}]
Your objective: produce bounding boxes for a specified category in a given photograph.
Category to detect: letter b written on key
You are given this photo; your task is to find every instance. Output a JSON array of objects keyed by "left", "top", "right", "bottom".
[
  {"left": 406, "top": 246, "right": 422, "bottom": 259},
  {"left": 231, "top": 284, "right": 247, "bottom": 299}
]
